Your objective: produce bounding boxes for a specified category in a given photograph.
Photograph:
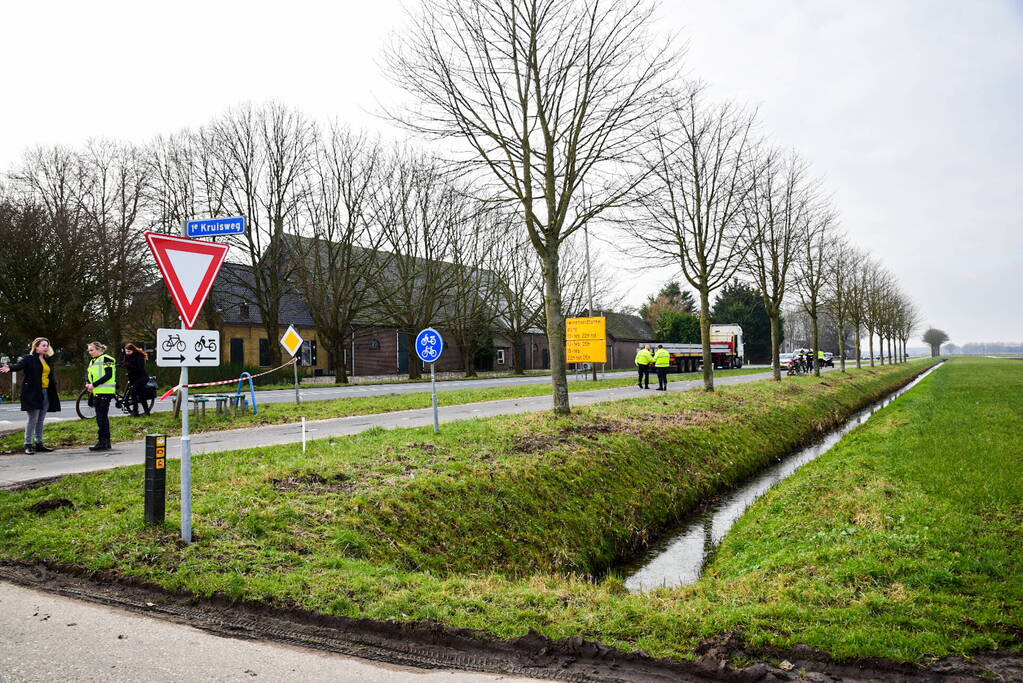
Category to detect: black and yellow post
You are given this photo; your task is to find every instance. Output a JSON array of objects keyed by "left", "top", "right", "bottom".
[{"left": 145, "top": 434, "right": 167, "bottom": 524}]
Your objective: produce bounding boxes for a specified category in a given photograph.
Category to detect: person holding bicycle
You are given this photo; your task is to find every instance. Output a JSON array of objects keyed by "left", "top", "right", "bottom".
[
  {"left": 85, "top": 341, "right": 117, "bottom": 451},
  {"left": 0, "top": 337, "right": 62, "bottom": 454},
  {"left": 121, "top": 343, "right": 151, "bottom": 417}
]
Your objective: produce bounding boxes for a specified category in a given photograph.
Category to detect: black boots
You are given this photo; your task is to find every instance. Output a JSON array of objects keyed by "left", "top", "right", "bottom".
[
  {"left": 89, "top": 441, "right": 112, "bottom": 452},
  {"left": 24, "top": 444, "right": 34, "bottom": 454},
  {"left": 34, "top": 442, "right": 55, "bottom": 452}
]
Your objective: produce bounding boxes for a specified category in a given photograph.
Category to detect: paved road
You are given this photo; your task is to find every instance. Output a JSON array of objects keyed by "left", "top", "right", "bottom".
[
  {"left": 0, "top": 366, "right": 772, "bottom": 432},
  {"left": 0, "top": 370, "right": 782, "bottom": 488},
  {"left": 0, "top": 582, "right": 538, "bottom": 683}
]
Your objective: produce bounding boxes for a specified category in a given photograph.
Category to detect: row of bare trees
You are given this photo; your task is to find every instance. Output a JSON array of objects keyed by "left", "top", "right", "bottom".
[
  {"left": 384, "top": 0, "right": 925, "bottom": 411},
  {"left": 1, "top": 114, "right": 617, "bottom": 376}
]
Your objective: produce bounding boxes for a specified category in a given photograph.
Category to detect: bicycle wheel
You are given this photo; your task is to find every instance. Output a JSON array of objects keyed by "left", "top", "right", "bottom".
[
  {"left": 76, "top": 389, "right": 96, "bottom": 420},
  {"left": 208, "top": 340, "right": 217, "bottom": 352},
  {"left": 118, "top": 388, "right": 133, "bottom": 415}
]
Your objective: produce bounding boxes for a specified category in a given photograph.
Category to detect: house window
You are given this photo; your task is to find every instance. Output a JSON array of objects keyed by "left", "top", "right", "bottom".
[
  {"left": 496, "top": 349, "right": 505, "bottom": 364},
  {"left": 230, "top": 338, "right": 244, "bottom": 366},
  {"left": 239, "top": 303, "right": 249, "bottom": 319},
  {"left": 259, "top": 338, "right": 270, "bottom": 367},
  {"left": 369, "top": 339, "right": 381, "bottom": 350}
]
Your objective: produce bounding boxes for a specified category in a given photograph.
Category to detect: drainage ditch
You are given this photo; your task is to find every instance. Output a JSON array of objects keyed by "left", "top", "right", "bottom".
[{"left": 619, "top": 362, "right": 944, "bottom": 593}]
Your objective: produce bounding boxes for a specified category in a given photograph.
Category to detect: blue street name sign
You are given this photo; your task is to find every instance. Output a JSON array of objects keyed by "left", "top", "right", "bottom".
[
  {"left": 187, "top": 216, "right": 246, "bottom": 238},
  {"left": 414, "top": 328, "right": 444, "bottom": 364}
]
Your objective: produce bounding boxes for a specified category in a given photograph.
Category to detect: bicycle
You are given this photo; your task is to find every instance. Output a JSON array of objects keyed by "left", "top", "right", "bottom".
[
  {"left": 162, "top": 334, "right": 186, "bottom": 352},
  {"left": 76, "top": 383, "right": 156, "bottom": 420}
]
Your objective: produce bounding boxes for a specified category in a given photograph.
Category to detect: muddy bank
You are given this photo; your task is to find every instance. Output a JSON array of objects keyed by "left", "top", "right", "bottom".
[{"left": 1, "top": 562, "right": 1019, "bottom": 682}]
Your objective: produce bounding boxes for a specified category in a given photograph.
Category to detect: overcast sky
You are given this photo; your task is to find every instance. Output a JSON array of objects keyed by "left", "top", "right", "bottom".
[{"left": 2, "top": 1, "right": 1020, "bottom": 343}]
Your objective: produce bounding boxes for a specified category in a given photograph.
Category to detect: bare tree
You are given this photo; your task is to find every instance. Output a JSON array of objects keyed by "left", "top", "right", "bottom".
[
  {"left": 371, "top": 152, "right": 462, "bottom": 380},
  {"left": 743, "top": 148, "right": 808, "bottom": 380},
  {"left": 291, "top": 127, "right": 387, "bottom": 382},
  {"left": 446, "top": 204, "right": 507, "bottom": 376},
  {"left": 386, "top": 0, "right": 675, "bottom": 413},
  {"left": 7, "top": 147, "right": 98, "bottom": 355},
  {"left": 492, "top": 222, "right": 544, "bottom": 375},
  {"left": 208, "top": 103, "right": 316, "bottom": 368},
  {"left": 78, "top": 140, "right": 151, "bottom": 349},
  {"left": 825, "top": 236, "right": 863, "bottom": 372},
  {"left": 896, "top": 297, "right": 920, "bottom": 363},
  {"left": 630, "top": 83, "right": 755, "bottom": 391},
  {"left": 859, "top": 258, "right": 881, "bottom": 367},
  {"left": 794, "top": 200, "right": 837, "bottom": 377}
]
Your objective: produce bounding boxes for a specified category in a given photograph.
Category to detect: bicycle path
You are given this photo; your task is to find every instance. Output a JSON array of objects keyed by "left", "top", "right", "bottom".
[{"left": 0, "top": 371, "right": 782, "bottom": 488}]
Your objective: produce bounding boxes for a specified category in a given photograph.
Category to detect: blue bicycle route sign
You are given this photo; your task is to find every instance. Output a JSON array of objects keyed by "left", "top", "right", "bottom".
[
  {"left": 187, "top": 216, "right": 246, "bottom": 238},
  {"left": 414, "top": 328, "right": 444, "bottom": 364}
]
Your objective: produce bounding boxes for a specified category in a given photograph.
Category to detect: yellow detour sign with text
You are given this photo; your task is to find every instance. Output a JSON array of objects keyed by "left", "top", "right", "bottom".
[
  {"left": 280, "top": 325, "right": 304, "bottom": 357},
  {"left": 566, "top": 316, "right": 607, "bottom": 363}
]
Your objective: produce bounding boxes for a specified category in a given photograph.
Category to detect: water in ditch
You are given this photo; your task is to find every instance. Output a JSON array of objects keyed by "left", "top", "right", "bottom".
[{"left": 619, "top": 363, "right": 942, "bottom": 593}]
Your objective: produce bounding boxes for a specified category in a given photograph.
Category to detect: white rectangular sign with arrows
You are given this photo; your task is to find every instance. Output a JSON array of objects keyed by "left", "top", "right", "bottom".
[{"left": 156, "top": 329, "right": 221, "bottom": 367}]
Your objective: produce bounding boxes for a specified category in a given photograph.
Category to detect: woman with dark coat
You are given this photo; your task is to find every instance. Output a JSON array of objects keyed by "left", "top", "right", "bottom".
[
  {"left": 120, "top": 343, "right": 151, "bottom": 416},
  {"left": 0, "top": 337, "right": 61, "bottom": 454}
]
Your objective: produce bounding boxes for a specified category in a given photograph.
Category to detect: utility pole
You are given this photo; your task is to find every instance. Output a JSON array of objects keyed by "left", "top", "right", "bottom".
[{"left": 584, "top": 224, "right": 597, "bottom": 381}]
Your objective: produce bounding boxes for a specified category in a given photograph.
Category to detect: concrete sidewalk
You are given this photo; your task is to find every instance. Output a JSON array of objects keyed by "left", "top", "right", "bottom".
[{"left": 0, "top": 371, "right": 776, "bottom": 488}]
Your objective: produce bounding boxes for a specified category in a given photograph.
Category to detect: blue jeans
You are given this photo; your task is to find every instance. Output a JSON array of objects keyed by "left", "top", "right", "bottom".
[{"left": 25, "top": 392, "right": 48, "bottom": 444}]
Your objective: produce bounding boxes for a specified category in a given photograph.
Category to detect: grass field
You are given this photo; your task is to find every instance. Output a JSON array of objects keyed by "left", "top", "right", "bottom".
[
  {"left": 0, "top": 367, "right": 765, "bottom": 453},
  {"left": 9, "top": 360, "right": 1013, "bottom": 666}
]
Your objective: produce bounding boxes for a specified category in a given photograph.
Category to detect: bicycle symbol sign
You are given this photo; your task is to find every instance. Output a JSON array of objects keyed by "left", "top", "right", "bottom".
[
  {"left": 156, "top": 329, "right": 221, "bottom": 367},
  {"left": 414, "top": 328, "right": 444, "bottom": 364}
]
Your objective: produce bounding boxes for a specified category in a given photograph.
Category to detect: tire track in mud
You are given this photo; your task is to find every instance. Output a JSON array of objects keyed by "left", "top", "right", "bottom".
[{"left": 1, "top": 563, "right": 1019, "bottom": 682}]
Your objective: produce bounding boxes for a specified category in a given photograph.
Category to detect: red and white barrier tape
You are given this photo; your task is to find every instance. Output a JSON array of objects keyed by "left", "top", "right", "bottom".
[{"left": 159, "top": 358, "right": 298, "bottom": 401}]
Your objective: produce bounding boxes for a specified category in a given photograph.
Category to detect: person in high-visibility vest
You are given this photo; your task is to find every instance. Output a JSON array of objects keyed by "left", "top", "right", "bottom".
[
  {"left": 86, "top": 341, "right": 117, "bottom": 451},
  {"left": 634, "top": 345, "right": 654, "bottom": 389},
  {"left": 816, "top": 349, "right": 825, "bottom": 371},
  {"left": 653, "top": 344, "right": 671, "bottom": 391}
]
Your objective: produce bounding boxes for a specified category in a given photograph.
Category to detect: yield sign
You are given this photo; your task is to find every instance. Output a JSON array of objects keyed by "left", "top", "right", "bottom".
[{"left": 144, "top": 232, "right": 230, "bottom": 329}]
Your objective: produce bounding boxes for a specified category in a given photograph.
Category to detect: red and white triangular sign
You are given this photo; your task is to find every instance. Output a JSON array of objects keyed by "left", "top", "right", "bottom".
[{"left": 144, "top": 232, "right": 230, "bottom": 329}]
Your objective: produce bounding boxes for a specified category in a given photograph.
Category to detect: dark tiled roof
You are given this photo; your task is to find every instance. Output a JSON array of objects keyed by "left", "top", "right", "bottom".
[
  {"left": 602, "top": 311, "right": 655, "bottom": 342},
  {"left": 213, "top": 263, "right": 316, "bottom": 327}
]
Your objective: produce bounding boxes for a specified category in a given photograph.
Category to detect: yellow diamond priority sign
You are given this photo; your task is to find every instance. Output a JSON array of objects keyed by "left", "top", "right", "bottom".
[{"left": 280, "top": 325, "right": 304, "bottom": 357}]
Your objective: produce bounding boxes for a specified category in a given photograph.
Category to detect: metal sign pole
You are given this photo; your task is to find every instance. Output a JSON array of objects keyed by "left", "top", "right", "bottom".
[
  {"left": 179, "top": 224, "right": 192, "bottom": 544},
  {"left": 293, "top": 356, "right": 301, "bottom": 406},
  {"left": 431, "top": 361, "right": 439, "bottom": 434}
]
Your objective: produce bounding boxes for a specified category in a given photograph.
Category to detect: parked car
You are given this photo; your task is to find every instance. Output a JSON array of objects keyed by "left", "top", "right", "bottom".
[{"left": 779, "top": 352, "right": 794, "bottom": 368}]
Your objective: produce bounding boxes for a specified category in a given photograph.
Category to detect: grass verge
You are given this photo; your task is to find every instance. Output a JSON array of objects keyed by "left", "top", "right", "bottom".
[
  {"left": 4, "top": 359, "right": 1012, "bottom": 664},
  {"left": 0, "top": 367, "right": 764, "bottom": 453}
]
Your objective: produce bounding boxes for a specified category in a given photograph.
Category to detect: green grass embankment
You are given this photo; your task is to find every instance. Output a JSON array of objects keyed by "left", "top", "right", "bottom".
[
  {"left": 0, "top": 367, "right": 764, "bottom": 453},
  {"left": 684, "top": 356, "right": 1022, "bottom": 659},
  {"left": 6, "top": 359, "right": 1012, "bottom": 664}
]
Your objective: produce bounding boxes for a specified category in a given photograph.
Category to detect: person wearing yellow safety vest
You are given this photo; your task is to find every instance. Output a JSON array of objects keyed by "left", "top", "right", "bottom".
[
  {"left": 653, "top": 344, "right": 671, "bottom": 391},
  {"left": 816, "top": 349, "right": 825, "bottom": 371},
  {"left": 634, "top": 344, "right": 654, "bottom": 389},
  {"left": 86, "top": 341, "right": 117, "bottom": 451}
]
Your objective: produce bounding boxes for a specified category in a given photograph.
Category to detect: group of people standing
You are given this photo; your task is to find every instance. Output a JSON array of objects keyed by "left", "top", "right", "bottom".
[
  {"left": 787, "top": 348, "right": 826, "bottom": 375},
  {"left": 0, "top": 338, "right": 151, "bottom": 454},
  {"left": 634, "top": 344, "right": 672, "bottom": 391}
]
